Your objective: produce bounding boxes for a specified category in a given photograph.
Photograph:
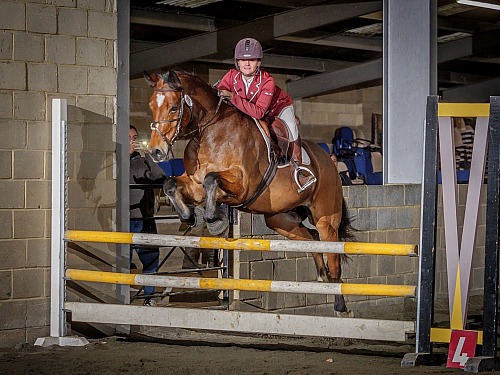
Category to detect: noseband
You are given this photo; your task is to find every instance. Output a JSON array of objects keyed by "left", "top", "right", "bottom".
[{"left": 150, "top": 87, "right": 193, "bottom": 155}]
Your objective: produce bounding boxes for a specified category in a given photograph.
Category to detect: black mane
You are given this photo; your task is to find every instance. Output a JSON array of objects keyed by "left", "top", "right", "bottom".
[{"left": 164, "top": 71, "right": 219, "bottom": 98}]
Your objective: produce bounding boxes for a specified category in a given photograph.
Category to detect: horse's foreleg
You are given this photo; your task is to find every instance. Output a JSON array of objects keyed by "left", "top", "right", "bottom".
[
  {"left": 203, "top": 172, "right": 229, "bottom": 235},
  {"left": 163, "top": 177, "right": 194, "bottom": 225}
]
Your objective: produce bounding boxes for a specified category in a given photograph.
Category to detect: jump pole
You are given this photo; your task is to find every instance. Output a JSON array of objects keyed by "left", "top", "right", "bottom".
[
  {"left": 66, "top": 302, "right": 415, "bottom": 343},
  {"left": 65, "top": 230, "right": 418, "bottom": 256},
  {"left": 65, "top": 269, "right": 417, "bottom": 297}
]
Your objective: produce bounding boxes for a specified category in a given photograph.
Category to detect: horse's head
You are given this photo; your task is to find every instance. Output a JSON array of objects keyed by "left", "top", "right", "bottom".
[{"left": 144, "top": 71, "right": 193, "bottom": 162}]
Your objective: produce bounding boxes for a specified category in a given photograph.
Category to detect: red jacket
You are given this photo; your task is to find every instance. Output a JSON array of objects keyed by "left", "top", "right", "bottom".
[{"left": 218, "top": 69, "right": 293, "bottom": 119}]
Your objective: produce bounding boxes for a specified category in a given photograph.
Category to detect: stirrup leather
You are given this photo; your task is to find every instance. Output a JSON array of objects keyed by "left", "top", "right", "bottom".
[{"left": 291, "top": 160, "right": 317, "bottom": 193}]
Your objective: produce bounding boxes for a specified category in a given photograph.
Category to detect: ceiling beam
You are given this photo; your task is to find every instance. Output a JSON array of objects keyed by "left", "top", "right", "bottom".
[
  {"left": 277, "top": 34, "right": 382, "bottom": 52},
  {"left": 288, "top": 29, "right": 500, "bottom": 98},
  {"left": 196, "top": 53, "right": 355, "bottom": 72},
  {"left": 438, "top": 36, "right": 473, "bottom": 62},
  {"left": 438, "top": 70, "right": 488, "bottom": 84},
  {"left": 227, "top": 0, "right": 329, "bottom": 7},
  {"left": 441, "top": 76, "right": 500, "bottom": 102},
  {"left": 287, "top": 59, "right": 382, "bottom": 99},
  {"left": 130, "top": 1, "right": 382, "bottom": 76},
  {"left": 437, "top": 15, "right": 500, "bottom": 33},
  {"left": 130, "top": 8, "right": 216, "bottom": 31},
  {"left": 130, "top": 38, "right": 355, "bottom": 72}
]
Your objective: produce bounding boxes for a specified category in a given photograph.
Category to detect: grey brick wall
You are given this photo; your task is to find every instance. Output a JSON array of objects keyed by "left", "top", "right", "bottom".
[{"left": 0, "top": 0, "right": 117, "bottom": 348}]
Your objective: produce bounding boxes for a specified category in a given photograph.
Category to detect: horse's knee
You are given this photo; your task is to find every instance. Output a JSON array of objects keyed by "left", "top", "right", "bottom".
[{"left": 203, "top": 172, "right": 219, "bottom": 190}]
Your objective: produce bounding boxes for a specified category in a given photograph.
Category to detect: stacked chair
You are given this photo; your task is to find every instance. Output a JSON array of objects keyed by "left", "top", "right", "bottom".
[{"left": 332, "top": 126, "right": 383, "bottom": 185}]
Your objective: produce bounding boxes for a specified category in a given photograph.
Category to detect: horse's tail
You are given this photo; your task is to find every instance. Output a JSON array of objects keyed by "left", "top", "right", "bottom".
[{"left": 338, "top": 197, "right": 356, "bottom": 242}]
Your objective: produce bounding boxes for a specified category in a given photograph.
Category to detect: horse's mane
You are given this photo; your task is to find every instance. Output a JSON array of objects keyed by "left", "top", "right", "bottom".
[
  {"left": 159, "top": 70, "right": 219, "bottom": 98},
  {"left": 156, "top": 70, "right": 258, "bottom": 132}
]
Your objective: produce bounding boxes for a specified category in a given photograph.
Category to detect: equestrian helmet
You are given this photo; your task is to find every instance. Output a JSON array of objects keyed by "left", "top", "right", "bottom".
[{"left": 234, "top": 38, "right": 263, "bottom": 61}]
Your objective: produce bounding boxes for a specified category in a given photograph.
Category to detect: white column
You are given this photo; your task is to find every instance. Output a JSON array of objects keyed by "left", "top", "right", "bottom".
[{"left": 383, "top": 0, "right": 437, "bottom": 183}]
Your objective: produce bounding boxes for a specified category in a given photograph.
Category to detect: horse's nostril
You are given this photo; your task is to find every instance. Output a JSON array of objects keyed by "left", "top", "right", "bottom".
[{"left": 149, "top": 148, "right": 166, "bottom": 162}]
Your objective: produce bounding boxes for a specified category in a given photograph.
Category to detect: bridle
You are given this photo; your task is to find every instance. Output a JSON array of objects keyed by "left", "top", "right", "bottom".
[
  {"left": 150, "top": 87, "right": 193, "bottom": 157},
  {"left": 150, "top": 85, "right": 224, "bottom": 155}
]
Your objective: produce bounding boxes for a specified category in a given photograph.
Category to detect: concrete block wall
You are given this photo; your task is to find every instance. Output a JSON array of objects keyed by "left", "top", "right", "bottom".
[
  {"left": 296, "top": 86, "right": 383, "bottom": 145},
  {"left": 0, "top": 0, "right": 117, "bottom": 348}
]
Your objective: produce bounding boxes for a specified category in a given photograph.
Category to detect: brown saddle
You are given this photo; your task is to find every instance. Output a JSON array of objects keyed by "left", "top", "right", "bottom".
[{"left": 259, "top": 116, "right": 291, "bottom": 164}]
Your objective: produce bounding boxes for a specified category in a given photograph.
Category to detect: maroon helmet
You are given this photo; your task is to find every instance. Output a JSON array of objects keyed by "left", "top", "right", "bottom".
[{"left": 234, "top": 38, "right": 263, "bottom": 61}]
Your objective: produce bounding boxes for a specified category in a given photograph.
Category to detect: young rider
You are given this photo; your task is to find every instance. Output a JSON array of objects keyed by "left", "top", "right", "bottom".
[{"left": 217, "top": 37, "right": 316, "bottom": 192}]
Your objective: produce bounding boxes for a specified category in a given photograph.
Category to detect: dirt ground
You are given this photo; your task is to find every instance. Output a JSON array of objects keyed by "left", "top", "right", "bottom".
[{"left": 2, "top": 333, "right": 499, "bottom": 375}]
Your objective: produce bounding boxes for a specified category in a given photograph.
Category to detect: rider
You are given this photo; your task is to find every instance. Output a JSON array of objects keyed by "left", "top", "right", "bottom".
[{"left": 217, "top": 37, "right": 316, "bottom": 192}]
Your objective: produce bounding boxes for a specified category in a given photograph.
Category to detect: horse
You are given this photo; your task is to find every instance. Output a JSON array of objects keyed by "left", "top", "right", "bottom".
[{"left": 144, "top": 70, "right": 354, "bottom": 313}]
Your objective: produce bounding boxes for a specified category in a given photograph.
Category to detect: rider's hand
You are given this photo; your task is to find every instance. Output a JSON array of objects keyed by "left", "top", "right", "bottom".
[{"left": 218, "top": 89, "right": 233, "bottom": 100}]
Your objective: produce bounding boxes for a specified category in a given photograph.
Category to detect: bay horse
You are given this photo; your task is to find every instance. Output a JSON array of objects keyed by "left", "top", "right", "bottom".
[{"left": 145, "top": 70, "right": 353, "bottom": 313}]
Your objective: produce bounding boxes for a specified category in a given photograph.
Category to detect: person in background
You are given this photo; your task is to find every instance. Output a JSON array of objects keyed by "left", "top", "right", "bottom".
[
  {"left": 330, "top": 153, "right": 351, "bottom": 186},
  {"left": 129, "top": 125, "right": 166, "bottom": 306},
  {"left": 217, "top": 37, "right": 316, "bottom": 192}
]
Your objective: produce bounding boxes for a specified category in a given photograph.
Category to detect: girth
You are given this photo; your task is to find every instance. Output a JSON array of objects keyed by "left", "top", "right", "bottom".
[{"left": 230, "top": 119, "right": 279, "bottom": 209}]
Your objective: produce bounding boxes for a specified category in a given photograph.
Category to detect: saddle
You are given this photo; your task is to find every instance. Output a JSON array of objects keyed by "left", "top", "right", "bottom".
[{"left": 259, "top": 116, "right": 291, "bottom": 165}]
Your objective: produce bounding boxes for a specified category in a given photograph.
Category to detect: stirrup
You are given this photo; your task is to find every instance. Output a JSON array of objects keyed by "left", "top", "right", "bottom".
[{"left": 291, "top": 160, "right": 317, "bottom": 193}]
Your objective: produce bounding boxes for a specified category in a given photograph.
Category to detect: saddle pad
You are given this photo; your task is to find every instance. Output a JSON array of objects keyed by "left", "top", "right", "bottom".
[{"left": 253, "top": 118, "right": 311, "bottom": 167}]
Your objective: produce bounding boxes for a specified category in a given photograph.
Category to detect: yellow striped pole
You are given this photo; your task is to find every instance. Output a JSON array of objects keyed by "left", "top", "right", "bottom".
[
  {"left": 66, "top": 269, "right": 416, "bottom": 297},
  {"left": 65, "top": 230, "right": 418, "bottom": 256}
]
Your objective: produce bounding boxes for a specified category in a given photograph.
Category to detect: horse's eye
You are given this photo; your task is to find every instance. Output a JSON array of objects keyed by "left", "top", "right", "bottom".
[{"left": 170, "top": 106, "right": 178, "bottom": 113}]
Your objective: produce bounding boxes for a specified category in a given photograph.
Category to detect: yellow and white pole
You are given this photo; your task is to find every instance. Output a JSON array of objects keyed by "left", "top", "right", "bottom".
[
  {"left": 65, "top": 230, "right": 418, "bottom": 256},
  {"left": 66, "top": 269, "right": 416, "bottom": 297}
]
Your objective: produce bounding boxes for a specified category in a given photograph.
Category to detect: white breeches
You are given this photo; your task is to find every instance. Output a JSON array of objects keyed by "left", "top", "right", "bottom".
[{"left": 277, "top": 105, "right": 299, "bottom": 142}]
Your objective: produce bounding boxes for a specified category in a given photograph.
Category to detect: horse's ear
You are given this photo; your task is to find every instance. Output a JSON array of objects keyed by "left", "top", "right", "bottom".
[
  {"left": 167, "top": 71, "right": 182, "bottom": 89},
  {"left": 144, "top": 71, "right": 161, "bottom": 88}
]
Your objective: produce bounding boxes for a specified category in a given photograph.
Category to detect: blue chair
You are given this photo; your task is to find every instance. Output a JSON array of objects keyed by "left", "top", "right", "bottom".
[
  {"left": 332, "top": 126, "right": 356, "bottom": 156},
  {"left": 158, "top": 158, "right": 185, "bottom": 177},
  {"left": 437, "top": 170, "right": 470, "bottom": 184},
  {"left": 353, "top": 148, "right": 383, "bottom": 185},
  {"left": 317, "top": 142, "right": 330, "bottom": 154}
]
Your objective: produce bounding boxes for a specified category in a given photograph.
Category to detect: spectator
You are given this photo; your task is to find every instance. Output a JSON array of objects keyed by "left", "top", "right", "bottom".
[
  {"left": 331, "top": 153, "right": 352, "bottom": 186},
  {"left": 129, "top": 125, "right": 166, "bottom": 306}
]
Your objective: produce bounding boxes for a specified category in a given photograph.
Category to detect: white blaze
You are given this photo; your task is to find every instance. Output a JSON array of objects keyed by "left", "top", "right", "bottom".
[{"left": 156, "top": 94, "right": 165, "bottom": 108}]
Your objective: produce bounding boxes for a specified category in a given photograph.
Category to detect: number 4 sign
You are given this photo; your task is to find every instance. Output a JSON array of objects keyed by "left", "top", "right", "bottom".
[{"left": 447, "top": 330, "right": 478, "bottom": 368}]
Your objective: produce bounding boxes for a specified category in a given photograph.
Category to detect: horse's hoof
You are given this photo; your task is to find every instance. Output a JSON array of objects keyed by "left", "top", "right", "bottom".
[
  {"left": 191, "top": 206, "right": 206, "bottom": 233},
  {"left": 206, "top": 216, "right": 229, "bottom": 236},
  {"left": 334, "top": 295, "right": 347, "bottom": 314},
  {"left": 332, "top": 309, "right": 353, "bottom": 318}
]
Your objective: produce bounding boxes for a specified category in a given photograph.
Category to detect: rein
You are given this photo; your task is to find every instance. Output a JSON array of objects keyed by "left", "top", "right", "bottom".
[
  {"left": 151, "top": 88, "right": 224, "bottom": 146},
  {"left": 180, "top": 96, "right": 225, "bottom": 140}
]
